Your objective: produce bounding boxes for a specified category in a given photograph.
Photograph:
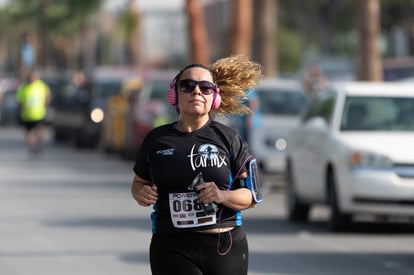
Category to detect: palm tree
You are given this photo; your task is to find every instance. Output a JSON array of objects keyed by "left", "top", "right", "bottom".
[
  {"left": 119, "top": 0, "right": 140, "bottom": 66},
  {"left": 255, "top": 0, "right": 277, "bottom": 77},
  {"left": 230, "top": 0, "right": 253, "bottom": 56},
  {"left": 186, "top": 0, "right": 210, "bottom": 64},
  {"left": 1, "top": 0, "right": 102, "bottom": 70},
  {"left": 357, "top": 0, "right": 382, "bottom": 81}
]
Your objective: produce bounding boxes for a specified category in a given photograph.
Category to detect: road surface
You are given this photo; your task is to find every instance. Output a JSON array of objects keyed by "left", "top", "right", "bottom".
[{"left": 1, "top": 126, "right": 414, "bottom": 275}]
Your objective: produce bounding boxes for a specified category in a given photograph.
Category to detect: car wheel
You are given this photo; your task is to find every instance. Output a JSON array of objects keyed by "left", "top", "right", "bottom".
[
  {"left": 54, "top": 127, "right": 68, "bottom": 142},
  {"left": 106, "top": 146, "right": 116, "bottom": 154},
  {"left": 327, "top": 169, "right": 352, "bottom": 232},
  {"left": 286, "top": 162, "right": 310, "bottom": 222},
  {"left": 75, "top": 134, "right": 88, "bottom": 148},
  {"left": 121, "top": 148, "right": 137, "bottom": 161},
  {"left": 101, "top": 140, "right": 116, "bottom": 154},
  {"left": 76, "top": 130, "right": 99, "bottom": 148}
]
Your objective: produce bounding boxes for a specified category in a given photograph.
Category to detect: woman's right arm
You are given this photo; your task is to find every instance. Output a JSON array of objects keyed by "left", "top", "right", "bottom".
[{"left": 131, "top": 175, "right": 158, "bottom": 207}]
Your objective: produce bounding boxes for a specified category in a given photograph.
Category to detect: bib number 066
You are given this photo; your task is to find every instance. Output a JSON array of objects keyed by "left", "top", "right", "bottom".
[{"left": 172, "top": 199, "right": 203, "bottom": 212}]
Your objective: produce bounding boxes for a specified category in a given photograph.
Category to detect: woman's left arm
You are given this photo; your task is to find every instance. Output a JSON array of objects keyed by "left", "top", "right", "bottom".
[
  {"left": 196, "top": 175, "right": 254, "bottom": 210},
  {"left": 218, "top": 188, "right": 254, "bottom": 210}
]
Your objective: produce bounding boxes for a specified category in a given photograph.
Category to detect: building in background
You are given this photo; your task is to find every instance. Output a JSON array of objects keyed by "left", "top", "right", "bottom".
[
  {"left": 102, "top": 0, "right": 187, "bottom": 68},
  {"left": 139, "top": 9, "right": 187, "bottom": 68}
]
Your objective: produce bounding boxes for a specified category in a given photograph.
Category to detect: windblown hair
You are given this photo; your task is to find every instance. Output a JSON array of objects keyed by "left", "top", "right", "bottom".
[
  {"left": 209, "top": 55, "right": 263, "bottom": 116},
  {"left": 173, "top": 55, "right": 263, "bottom": 116}
]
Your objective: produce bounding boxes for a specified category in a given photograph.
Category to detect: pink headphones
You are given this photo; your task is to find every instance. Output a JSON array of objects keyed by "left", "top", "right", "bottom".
[
  {"left": 167, "top": 63, "right": 222, "bottom": 110},
  {"left": 167, "top": 81, "right": 222, "bottom": 110}
]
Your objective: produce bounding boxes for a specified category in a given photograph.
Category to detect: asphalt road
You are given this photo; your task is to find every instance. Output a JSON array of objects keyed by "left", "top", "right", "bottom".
[{"left": 1, "top": 126, "right": 414, "bottom": 275}]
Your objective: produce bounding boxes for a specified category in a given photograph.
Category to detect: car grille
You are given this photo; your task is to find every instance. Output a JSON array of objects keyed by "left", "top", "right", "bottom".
[
  {"left": 394, "top": 164, "right": 414, "bottom": 178},
  {"left": 353, "top": 197, "right": 414, "bottom": 205}
]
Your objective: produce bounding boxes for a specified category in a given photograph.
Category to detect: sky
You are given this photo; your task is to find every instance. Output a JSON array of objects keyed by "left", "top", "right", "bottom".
[
  {"left": 103, "top": 0, "right": 184, "bottom": 11},
  {"left": 0, "top": 0, "right": 184, "bottom": 11}
]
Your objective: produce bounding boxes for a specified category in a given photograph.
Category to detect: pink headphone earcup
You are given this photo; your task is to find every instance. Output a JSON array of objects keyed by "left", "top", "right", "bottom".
[
  {"left": 211, "top": 88, "right": 221, "bottom": 110},
  {"left": 167, "top": 81, "right": 177, "bottom": 105}
]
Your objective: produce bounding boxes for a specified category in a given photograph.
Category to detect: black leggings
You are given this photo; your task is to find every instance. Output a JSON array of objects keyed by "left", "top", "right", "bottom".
[{"left": 150, "top": 227, "right": 248, "bottom": 275}]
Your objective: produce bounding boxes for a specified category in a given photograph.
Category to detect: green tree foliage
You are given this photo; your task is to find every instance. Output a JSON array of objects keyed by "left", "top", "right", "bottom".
[
  {"left": 279, "top": 0, "right": 356, "bottom": 56},
  {"left": 381, "top": 0, "right": 414, "bottom": 30},
  {"left": 0, "top": 0, "right": 103, "bottom": 34},
  {"left": 0, "top": 0, "right": 103, "bottom": 70},
  {"left": 116, "top": 0, "right": 140, "bottom": 65},
  {"left": 278, "top": 26, "right": 301, "bottom": 73}
]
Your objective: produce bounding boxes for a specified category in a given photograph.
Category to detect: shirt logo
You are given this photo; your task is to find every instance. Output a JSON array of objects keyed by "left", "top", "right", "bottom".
[
  {"left": 199, "top": 144, "right": 219, "bottom": 159},
  {"left": 188, "top": 144, "right": 227, "bottom": 170}
]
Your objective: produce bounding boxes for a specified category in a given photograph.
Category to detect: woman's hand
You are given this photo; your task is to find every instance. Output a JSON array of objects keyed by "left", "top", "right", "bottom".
[
  {"left": 196, "top": 180, "right": 253, "bottom": 210},
  {"left": 196, "top": 181, "right": 225, "bottom": 204},
  {"left": 131, "top": 175, "right": 158, "bottom": 207}
]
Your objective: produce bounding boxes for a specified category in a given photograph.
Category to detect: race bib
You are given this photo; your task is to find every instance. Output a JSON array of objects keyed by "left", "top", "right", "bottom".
[{"left": 169, "top": 192, "right": 217, "bottom": 228}]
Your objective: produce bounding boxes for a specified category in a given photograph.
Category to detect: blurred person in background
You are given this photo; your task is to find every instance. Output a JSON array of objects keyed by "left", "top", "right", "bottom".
[
  {"left": 233, "top": 88, "right": 268, "bottom": 191},
  {"left": 71, "top": 70, "right": 92, "bottom": 104},
  {"left": 235, "top": 88, "right": 262, "bottom": 145},
  {"left": 302, "top": 63, "right": 330, "bottom": 100},
  {"left": 16, "top": 69, "right": 51, "bottom": 155},
  {"left": 131, "top": 55, "right": 262, "bottom": 275}
]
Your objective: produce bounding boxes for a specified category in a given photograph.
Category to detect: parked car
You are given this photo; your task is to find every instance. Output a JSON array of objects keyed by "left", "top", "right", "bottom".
[
  {"left": 52, "top": 67, "right": 138, "bottom": 148},
  {"left": 247, "top": 78, "right": 308, "bottom": 174},
  {"left": 0, "top": 77, "right": 20, "bottom": 125},
  {"left": 101, "top": 77, "right": 142, "bottom": 155},
  {"left": 39, "top": 69, "right": 68, "bottom": 124},
  {"left": 124, "top": 69, "right": 176, "bottom": 159},
  {"left": 285, "top": 81, "right": 414, "bottom": 231},
  {"left": 101, "top": 69, "right": 176, "bottom": 159}
]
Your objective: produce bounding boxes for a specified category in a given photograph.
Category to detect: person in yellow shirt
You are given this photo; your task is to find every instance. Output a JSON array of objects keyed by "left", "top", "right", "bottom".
[{"left": 16, "top": 69, "right": 51, "bottom": 154}]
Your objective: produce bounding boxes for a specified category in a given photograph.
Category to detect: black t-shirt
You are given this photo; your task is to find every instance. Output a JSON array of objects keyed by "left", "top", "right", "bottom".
[{"left": 133, "top": 119, "right": 251, "bottom": 234}]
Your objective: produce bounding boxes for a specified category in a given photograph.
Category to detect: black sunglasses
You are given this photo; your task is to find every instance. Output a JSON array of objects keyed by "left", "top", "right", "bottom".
[{"left": 179, "top": 79, "right": 216, "bottom": 95}]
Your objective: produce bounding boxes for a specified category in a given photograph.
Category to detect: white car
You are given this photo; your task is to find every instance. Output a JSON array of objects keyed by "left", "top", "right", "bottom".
[
  {"left": 249, "top": 78, "right": 308, "bottom": 174},
  {"left": 286, "top": 81, "right": 414, "bottom": 231}
]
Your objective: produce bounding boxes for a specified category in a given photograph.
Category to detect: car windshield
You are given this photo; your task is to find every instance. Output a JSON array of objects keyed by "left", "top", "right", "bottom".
[
  {"left": 341, "top": 96, "right": 414, "bottom": 131},
  {"left": 149, "top": 80, "right": 169, "bottom": 100},
  {"left": 257, "top": 89, "right": 307, "bottom": 115},
  {"left": 93, "top": 80, "right": 122, "bottom": 99}
]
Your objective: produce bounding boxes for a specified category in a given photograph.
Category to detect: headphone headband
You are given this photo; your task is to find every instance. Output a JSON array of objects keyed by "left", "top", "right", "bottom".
[{"left": 172, "top": 64, "right": 211, "bottom": 89}]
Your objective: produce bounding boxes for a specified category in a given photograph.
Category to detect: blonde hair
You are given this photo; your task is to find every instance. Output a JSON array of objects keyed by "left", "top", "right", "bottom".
[{"left": 209, "top": 55, "right": 262, "bottom": 116}]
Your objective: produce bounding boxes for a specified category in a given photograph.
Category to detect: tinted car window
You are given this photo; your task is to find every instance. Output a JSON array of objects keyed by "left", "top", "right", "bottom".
[
  {"left": 93, "top": 80, "right": 123, "bottom": 99},
  {"left": 341, "top": 96, "right": 414, "bottom": 131},
  {"left": 257, "top": 89, "right": 307, "bottom": 115},
  {"left": 149, "top": 81, "right": 169, "bottom": 100},
  {"left": 304, "top": 92, "right": 335, "bottom": 122},
  {"left": 56, "top": 84, "right": 87, "bottom": 110}
]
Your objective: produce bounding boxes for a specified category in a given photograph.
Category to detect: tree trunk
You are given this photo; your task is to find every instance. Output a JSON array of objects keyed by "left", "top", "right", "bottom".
[
  {"left": 37, "top": 29, "right": 49, "bottom": 68},
  {"left": 230, "top": 0, "right": 252, "bottom": 56},
  {"left": 81, "top": 23, "right": 98, "bottom": 69},
  {"left": 255, "top": 0, "right": 277, "bottom": 77},
  {"left": 186, "top": 0, "right": 210, "bottom": 64},
  {"left": 357, "top": 0, "right": 382, "bottom": 81},
  {"left": 126, "top": 0, "right": 140, "bottom": 66},
  {"left": 54, "top": 35, "right": 76, "bottom": 69}
]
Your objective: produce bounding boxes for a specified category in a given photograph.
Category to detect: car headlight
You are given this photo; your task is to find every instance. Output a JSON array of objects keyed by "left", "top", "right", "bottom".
[
  {"left": 275, "top": 138, "right": 288, "bottom": 151},
  {"left": 265, "top": 137, "right": 288, "bottom": 151},
  {"left": 349, "top": 150, "right": 393, "bottom": 170},
  {"left": 90, "top": 108, "right": 104, "bottom": 123}
]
